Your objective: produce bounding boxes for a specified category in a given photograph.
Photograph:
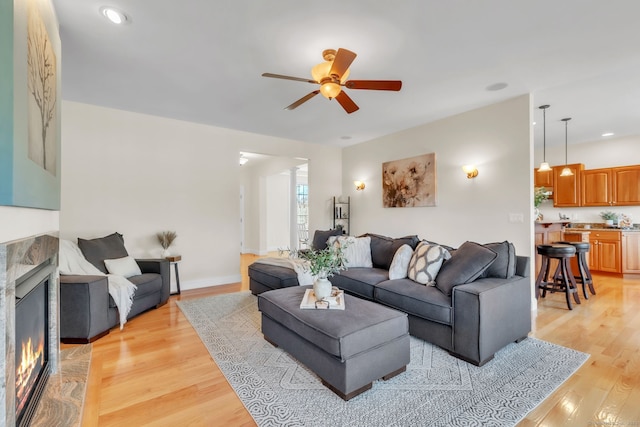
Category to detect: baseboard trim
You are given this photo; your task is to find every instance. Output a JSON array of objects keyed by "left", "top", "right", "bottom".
[{"left": 181, "top": 274, "right": 242, "bottom": 291}]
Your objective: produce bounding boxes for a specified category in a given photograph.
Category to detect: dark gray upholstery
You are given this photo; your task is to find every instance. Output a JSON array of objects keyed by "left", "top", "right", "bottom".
[
  {"left": 258, "top": 286, "right": 410, "bottom": 398},
  {"left": 311, "top": 229, "right": 343, "bottom": 250},
  {"left": 435, "top": 241, "right": 497, "bottom": 296},
  {"left": 248, "top": 263, "right": 298, "bottom": 295},
  {"left": 361, "top": 233, "right": 420, "bottom": 270},
  {"left": 481, "top": 241, "right": 516, "bottom": 279},
  {"left": 249, "top": 234, "right": 532, "bottom": 366},
  {"left": 77, "top": 232, "right": 128, "bottom": 273},
  {"left": 329, "top": 267, "right": 389, "bottom": 300},
  {"left": 60, "top": 253, "right": 170, "bottom": 343}
]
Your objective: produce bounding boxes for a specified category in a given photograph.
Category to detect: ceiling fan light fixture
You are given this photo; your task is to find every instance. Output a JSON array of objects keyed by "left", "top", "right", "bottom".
[{"left": 320, "top": 82, "right": 341, "bottom": 99}]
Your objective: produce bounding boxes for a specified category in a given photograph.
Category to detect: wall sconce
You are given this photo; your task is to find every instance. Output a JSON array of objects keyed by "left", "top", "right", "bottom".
[
  {"left": 462, "top": 165, "right": 478, "bottom": 179},
  {"left": 354, "top": 181, "right": 365, "bottom": 191}
]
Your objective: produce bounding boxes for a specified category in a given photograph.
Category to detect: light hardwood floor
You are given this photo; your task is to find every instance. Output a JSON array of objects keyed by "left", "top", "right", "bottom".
[{"left": 68, "top": 255, "right": 640, "bottom": 426}]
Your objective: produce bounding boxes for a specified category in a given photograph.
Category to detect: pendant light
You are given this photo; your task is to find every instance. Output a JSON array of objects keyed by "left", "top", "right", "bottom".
[
  {"left": 537, "top": 105, "right": 552, "bottom": 172},
  {"left": 559, "top": 118, "right": 573, "bottom": 177}
]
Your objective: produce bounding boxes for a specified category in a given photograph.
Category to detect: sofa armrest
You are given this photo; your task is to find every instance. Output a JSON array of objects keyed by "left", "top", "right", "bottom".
[
  {"left": 59, "top": 274, "right": 112, "bottom": 342},
  {"left": 136, "top": 258, "right": 170, "bottom": 304},
  {"left": 451, "top": 275, "right": 532, "bottom": 365},
  {"left": 515, "top": 256, "right": 530, "bottom": 278}
]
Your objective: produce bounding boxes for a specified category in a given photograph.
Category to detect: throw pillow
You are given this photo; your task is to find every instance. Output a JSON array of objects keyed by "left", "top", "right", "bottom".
[
  {"left": 388, "top": 244, "right": 414, "bottom": 280},
  {"left": 361, "top": 233, "right": 421, "bottom": 270},
  {"left": 407, "top": 241, "right": 451, "bottom": 285},
  {"left": 435, "top": 241, "right": 498, "bottom": 296},
  {"left": 329, "top": 235, "right": 373, "bottom": 268},
  {"left": 77, "top": 232, "right": 129, "bottom": 273},
  {"left": 104, "top": 256, "right": 142, "bottom": 278},
  {"left": 311, "top": 229, "right": 343, "bottom": 250},
  {"left": 480, "top": 241, "right": 516, "bottom": 279}
]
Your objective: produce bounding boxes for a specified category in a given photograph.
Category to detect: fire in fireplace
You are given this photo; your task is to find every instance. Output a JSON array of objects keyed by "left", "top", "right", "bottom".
[{"left": 15, "top": 271, "right": 50, "bottom": 427}]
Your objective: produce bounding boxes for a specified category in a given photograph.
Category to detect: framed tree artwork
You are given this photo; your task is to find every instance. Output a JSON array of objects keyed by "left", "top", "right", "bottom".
[{"left": 382, "top": 153, "right": 437, "bottom": 208}]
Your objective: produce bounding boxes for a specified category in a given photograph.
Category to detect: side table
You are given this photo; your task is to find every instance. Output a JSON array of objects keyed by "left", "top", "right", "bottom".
[{"left": 166, "top": 255, "right": 182, "bottom": 295}]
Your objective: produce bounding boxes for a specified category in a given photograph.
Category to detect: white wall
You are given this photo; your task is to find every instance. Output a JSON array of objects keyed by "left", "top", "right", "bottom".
[
  {"left": 342, "top": 95, "right": 533, "bottom": 257},
  {"left": 61, "top": 101, "right": 341, "bottom": 289},
  {"left": 536, "top": 134, "right": 640, "bottom": 223},
  {"left": 266, "top": 173, "right": 290, "bottom": 251}
]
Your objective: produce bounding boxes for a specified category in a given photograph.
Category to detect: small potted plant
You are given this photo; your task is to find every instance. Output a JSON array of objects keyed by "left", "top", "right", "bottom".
[
  {"left": 599, "top": 211, "right": 618, "bottom": 227},
  {"left": 534, "top": 187, "right": 549, "bottom": 221},
  {"left": 300, "top": 244, "right": 347, "bottom": 300},
  {"left": 157, "top": 231, "right": 177, "bottom": 258}
]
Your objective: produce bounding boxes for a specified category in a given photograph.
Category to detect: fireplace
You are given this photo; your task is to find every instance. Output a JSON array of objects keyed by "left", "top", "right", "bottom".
[
  {"left": 15, "top": 269, "right": 50, "bottom": 427},
  {"left": 1, "top": 233, "right": 60, "bottom": 427}
]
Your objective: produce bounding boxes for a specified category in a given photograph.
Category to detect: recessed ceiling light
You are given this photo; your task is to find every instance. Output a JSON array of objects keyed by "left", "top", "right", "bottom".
[
  {"left": 602, "top": 132, "right": 614, "bottom": 137},
  {"left": 486, "top": 82, "right": 508, "bottom": 91},
  {"left": 100, "top": 6, "right": 129, "bottom": 25}
]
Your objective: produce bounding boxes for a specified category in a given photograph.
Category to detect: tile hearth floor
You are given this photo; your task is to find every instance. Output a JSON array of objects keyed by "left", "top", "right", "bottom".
[{"left": 31, "top": 345, "right": 91, "bottom": 427}]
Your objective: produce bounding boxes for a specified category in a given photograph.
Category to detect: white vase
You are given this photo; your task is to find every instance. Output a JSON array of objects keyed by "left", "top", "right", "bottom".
[
  {"left": 161, "top": 248, "right": 171, "bottom": 258},
  {"left": 605, "top": 219, "right": 614, "bottom": 227},
  {"left": 313, "top": 278, "right": 332, "bottom": 301}
]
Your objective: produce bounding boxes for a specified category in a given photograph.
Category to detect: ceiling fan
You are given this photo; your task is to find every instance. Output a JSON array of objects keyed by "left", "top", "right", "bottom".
[{"left": 262, "top": 48, "right": 402, "bottom": 114}]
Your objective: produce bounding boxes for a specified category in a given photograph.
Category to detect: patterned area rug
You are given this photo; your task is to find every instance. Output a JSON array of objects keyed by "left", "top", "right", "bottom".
[{"left": 177, "top": 292, "right": 589, "bottom": 427}]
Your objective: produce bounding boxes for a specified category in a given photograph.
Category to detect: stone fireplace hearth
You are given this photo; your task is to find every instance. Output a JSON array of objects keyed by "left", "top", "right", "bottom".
[{"left": 1, "top": 233, "right": 60, "bottom": 427}]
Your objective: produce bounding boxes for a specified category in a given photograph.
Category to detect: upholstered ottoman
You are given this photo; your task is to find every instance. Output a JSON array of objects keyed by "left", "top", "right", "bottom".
[
  {"left": 248, "top": 262, "right": 299, "bottom": 295},
  {"left": 258, "top": 285, "right": 410, "bottom": 400}
]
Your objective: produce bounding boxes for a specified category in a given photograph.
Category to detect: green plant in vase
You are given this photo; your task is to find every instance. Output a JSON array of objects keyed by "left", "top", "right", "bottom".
[
  {"left": 300, "top": 244, "right": 348, "bottom": 300},
  {"left": 534, "top": 187, "right": 549, "bottom": 220},
  {"left": 599, "top": 211, "right": 618, "bottom": 227}
]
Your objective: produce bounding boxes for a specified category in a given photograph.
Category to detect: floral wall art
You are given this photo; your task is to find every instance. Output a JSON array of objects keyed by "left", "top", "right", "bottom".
[{"left": 382, "top": 153, "right": 437, "bottom": 208}]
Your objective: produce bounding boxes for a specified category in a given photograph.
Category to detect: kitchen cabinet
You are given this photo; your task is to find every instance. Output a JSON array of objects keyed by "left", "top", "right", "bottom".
[
  {"left": 612, "top": 165, "right": 640, "bottom": 205},
  {"left": 622, "top": 232, "right": 640, "bottom": 274},
  {"left": 553, "top": 163, "right": 584, "bottom": 207},
  {"left": 534, "top": 168, "right": 553, "bottom": 190},
  {"left": 588, "top": 230, "right": 621, "bottom": 273},
  {"left": 581, "top": 165, "right": 640, "bottom": 206}
]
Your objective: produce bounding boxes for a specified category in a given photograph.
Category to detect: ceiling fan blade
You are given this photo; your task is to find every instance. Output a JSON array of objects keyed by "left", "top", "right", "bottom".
[
  {"left": 344, "top": 80, "right": 402, "bottom": 91},
  {"left": 335, "top": 91, "right": 359, "bottom": 114},
  {"left": 262, "top": 73, "right": 317, "bottom": 84},
  {"left": 285, "top": 90, "right": 320, "bottom": 110},
  {"left": 329, "top": 48, "right": 357, "bottom": 78}
]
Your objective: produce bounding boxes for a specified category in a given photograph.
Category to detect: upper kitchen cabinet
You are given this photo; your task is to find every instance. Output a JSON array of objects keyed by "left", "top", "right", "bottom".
[
  {"left": 553, "top": 163, "right": 584, "bottom": 207},
  {"left": 613, "top": 165, "right": 640, "bottom": 205},
  {"left": 534, "top": 168, "right": 554, "bottom": 189},
  {"left": 581, "top": 165, "right": 640, "bottom": 206}
]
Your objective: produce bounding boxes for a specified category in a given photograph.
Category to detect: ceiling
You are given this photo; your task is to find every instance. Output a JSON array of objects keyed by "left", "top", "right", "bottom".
[{"left": 52, "top": 0, "right": 640, "bottom": 149}]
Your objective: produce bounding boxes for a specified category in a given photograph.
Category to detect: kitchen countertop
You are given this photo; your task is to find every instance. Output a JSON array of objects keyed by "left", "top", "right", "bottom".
[{"left": 566, "top": 228, "right": 640, "bottom": 232}]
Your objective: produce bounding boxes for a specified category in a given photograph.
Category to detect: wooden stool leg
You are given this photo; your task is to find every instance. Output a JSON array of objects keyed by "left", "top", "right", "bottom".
[
  {"left": 536, "top": 257, "right": 549, "bottom": 299},
  {"left": 575, "top": 252, "right": 589, "bottom": 299},
  {"left": 581, "top": 253, "right": 596, "bottom": 295},
  {"left": 560, "top": 259, "right": 573, "bottom": 310}
]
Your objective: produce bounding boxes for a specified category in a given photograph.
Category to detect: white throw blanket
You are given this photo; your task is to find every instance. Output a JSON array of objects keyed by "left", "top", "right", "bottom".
[
  {"left": 254, "top": 257, "right": 314, "bottom": 286},
  {"left": 59, "top": 239, "right": 137, "bottom": 329}
]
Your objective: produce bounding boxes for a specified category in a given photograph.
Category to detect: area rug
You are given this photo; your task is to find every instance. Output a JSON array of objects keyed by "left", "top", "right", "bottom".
[{"left": 177, "top": 292, "right": 589, "bottom": 427}]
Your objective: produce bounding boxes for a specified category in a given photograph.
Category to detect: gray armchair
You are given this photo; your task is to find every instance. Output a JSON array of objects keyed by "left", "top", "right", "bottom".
[{"left": 59, "top": 233, "right": 170, "bottom": 343}]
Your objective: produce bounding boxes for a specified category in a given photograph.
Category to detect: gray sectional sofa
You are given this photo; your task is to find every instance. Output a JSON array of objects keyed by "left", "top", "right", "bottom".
[{"left": 248, "top": 232, "right": 532, "bottom": 366}]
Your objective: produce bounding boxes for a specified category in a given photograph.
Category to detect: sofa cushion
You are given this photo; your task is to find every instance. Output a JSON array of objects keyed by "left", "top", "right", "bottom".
[
  {"left": 128, "top": 273, "right": 163, "bottom": 298},
  {"left": 435, "top": 241, "right": 497, "bottom": 296},
  {"left": 480, "top": 241, "right": 516, "bottom": 279},
  {"left": 375, "top": 279, "right": 453, "bottom": 325},
  {"left": 407, "top": 241, "right": 451, "bottom": 286},
  {"left": 311, "top": 229, "right": 343, "bottom": 250},
  {"left": 78, "top": 232, "right": 129, "bottom": 274},
  {"left": 104, "top": 256, "right": 142, "bottom": 278},
  {"left": 389, "top": 244, "right": 413, "bottom": 280},
  {"left": 330, "top": 267, "right": 389, "bottom": 300},
  {"left": 361, "top": 233, "right": 420, "bottom": 270},
  {"left": 328, "top": 235, "right": 372, "bottom": 268}
]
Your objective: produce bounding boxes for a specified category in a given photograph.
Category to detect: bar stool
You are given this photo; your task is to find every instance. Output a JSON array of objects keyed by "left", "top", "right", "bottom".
[
  {"left": 554, "top": 241, "right": 595, "bottom": 299},
  {"left": 536, "top": 244, "right": 580, "bottom": 310}
]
